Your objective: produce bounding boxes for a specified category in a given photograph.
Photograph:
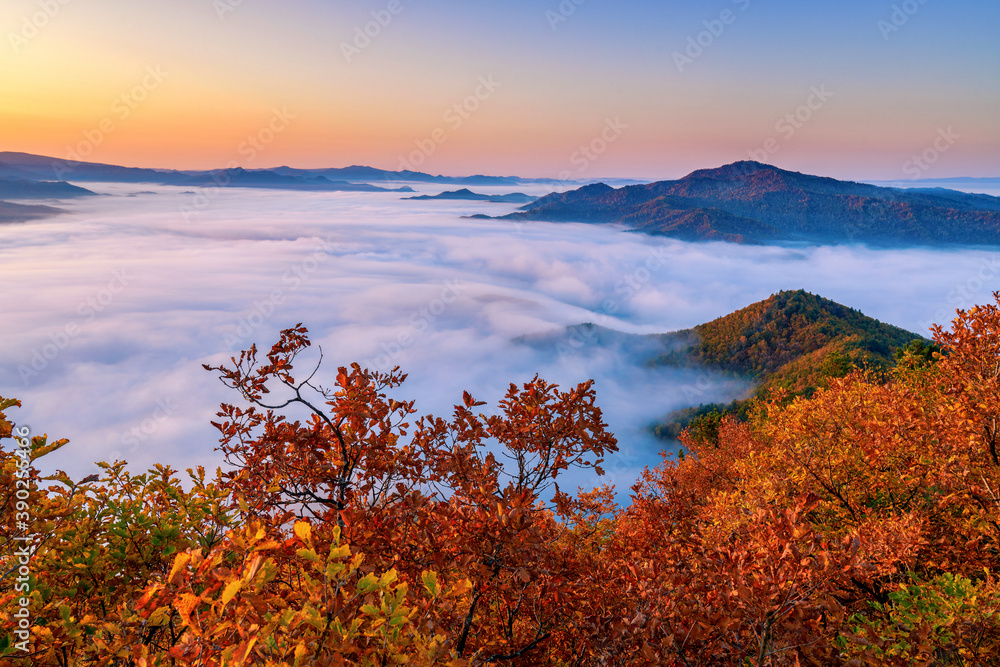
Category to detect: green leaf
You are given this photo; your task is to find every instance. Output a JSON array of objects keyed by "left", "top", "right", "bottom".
[
  {"left": 296, "top": 548, "right": 320, "bottom": 562},
  {"left": 421, "top": 570, "right": 440, "bottom": 597},
  {"left": 357, "top": 573, "right": 380, "bottom": 593}
]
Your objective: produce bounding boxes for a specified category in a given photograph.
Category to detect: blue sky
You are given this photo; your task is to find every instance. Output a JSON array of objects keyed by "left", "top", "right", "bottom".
[{"left": 2, "top": 0, "right": 997, "bottom": 178}]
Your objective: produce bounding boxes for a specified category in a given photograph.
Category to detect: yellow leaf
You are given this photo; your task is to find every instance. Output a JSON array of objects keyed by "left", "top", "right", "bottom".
[
  {"left": 328, "top": 544, "right": 351, "bottom": 560},
  {"left": 233, "top": 636, "right": 257, "bottom": 666},
  {"left": 173, "top": 594, "right": 202, "bottom": 634},
  {"left": 222, "top": 579, "right": 243, "bottom": 606},
  {"left": 293, "top": 642, "right": 309, "bottom": 667},
  {"left": 168, "top": 552, "right": 192, "bottom": 585},
  {"left": 242, "top": 554, "right": 264, "bottom": 584},
  {"left": 294, "top": 520, "right": 312, "bottom": 544}
]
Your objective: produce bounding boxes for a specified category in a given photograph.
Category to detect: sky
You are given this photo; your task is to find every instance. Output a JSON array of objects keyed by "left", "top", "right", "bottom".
[{"left": 1, "top": 0, "right": 998, "bottom": 180}]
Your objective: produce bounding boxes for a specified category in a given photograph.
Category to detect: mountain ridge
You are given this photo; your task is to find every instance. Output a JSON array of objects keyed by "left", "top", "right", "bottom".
[
  {"left": 0, "top": 178, "right": 98, "bottom": 199},
  {"left": 514, "top": 289, "right": 927, "bottom": 441},
  {"left": 403, "top": 188, "right": 538, "bottom": 203},
  {"left": 498, "top": 161, "right": 1000, "bottom": 246},
  {"left": 0, "top": 152, "right": 585, "bottom": 188}
]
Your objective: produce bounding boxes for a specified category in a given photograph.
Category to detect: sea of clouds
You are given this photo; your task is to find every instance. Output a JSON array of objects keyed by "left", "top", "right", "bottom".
[{"left": 2, "top": 182, "right": 999, "bottom": 496}]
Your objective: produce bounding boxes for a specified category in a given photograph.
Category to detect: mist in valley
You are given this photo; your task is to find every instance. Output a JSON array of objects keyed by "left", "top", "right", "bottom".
[{"left": 1, "top": 182, "right": 996, "bottom": 493}]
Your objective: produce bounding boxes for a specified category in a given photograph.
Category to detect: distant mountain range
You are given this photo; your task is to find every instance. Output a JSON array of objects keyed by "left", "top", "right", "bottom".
[
  {"left": 495, "top": 161, "right": 1000, "bottom": 246},
  {"left": 4, "top": 153, "right": 998, "bottom": 244},
  {"left": 404, "top": 188, "right": 538, "bottom": 203},
  {"left": 177, "top": 168, "right": 414, "bottom": 192},
  {"left": 0, "top": 152, "right": 578, "bottom": 189}
]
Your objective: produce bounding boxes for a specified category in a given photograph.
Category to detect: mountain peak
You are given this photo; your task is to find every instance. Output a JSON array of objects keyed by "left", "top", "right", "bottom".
[
  {"left": 506, "top": 161, "right": 1000, "bottom": 246},
  {"left": 682, "top": 160, "right": 786, "bottom": 181}
]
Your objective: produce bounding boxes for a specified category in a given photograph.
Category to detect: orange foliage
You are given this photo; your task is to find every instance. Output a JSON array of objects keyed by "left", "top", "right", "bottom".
[{"left": 4, "top": 295, "right": 1000, "bottom": 664}]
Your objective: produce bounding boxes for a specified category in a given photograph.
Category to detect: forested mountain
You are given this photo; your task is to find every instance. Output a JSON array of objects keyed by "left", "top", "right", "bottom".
[
  {"left": 651, "top": 289, "right": 921, "bottom": 389},
  {"left": 499, "top": 161, "right": 1000, "bottom": 246},
  {"left": 514, "top": 290, "right": 926, "bottom": 441},
  {"left": 519, "top": 290, "right": 922, "bottom": 399},
  {"left": 650, "top": 290, "right": 927, "bottom": 439}
]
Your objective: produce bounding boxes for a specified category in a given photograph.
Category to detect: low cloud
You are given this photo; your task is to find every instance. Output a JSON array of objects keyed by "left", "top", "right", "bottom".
[{"left": 1, "top": 182, "right": 996, "bottom": 494}]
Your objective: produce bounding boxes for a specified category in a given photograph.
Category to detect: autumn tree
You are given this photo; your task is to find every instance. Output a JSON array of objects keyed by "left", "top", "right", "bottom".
[{"left": 200, "top": 324, "right": 621, "bottom": 663}]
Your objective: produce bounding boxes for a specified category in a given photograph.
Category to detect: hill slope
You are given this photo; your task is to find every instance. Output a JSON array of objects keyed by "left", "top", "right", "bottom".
[
  {"left": 0, "top": 201, "right": 64, "bottom": 223},
  {"left": 500, "top": 161, "right": 1000, "bottom": 246},
  {"left": 650, "top": 289, "right": 921, "bottom": 391},
  {"left": 512, "top": 290, "right": 926, "bottom": 441},
  {"left": 0, "top": 178, "right": 97, "bottom": 199},
  {"left": 404, "top": 188, "right": 538, "bottom": 203},
  {"left": 649, "top": 290, "right": 926, "bottom": 439}
]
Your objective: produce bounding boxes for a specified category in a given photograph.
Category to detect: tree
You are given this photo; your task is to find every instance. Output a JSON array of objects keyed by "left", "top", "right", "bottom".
[{"left": 202, "top": 324, "right": 621, "bottom": 663}]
